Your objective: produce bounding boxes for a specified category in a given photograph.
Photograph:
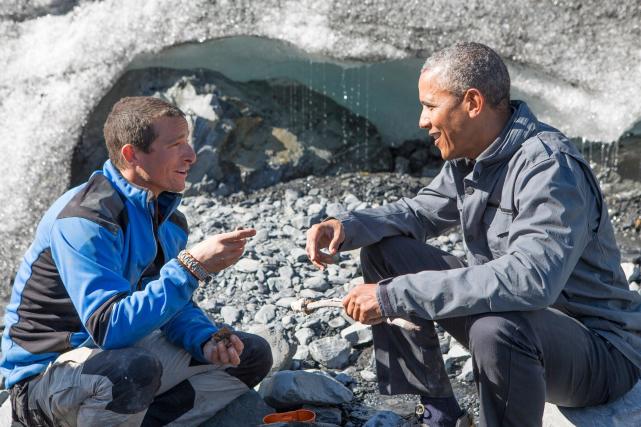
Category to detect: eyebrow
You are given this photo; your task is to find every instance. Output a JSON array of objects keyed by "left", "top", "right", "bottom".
[{"left": 169, "top": 133, "right": 188, "bottom": 143}]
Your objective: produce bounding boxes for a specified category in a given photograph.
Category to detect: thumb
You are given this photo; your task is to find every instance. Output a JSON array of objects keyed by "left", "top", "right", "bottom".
[
  {"left": 328, "top": 224, "right": 343, "bottom": 254},
  {"left": 328, "top": 237, "right": 339, "bottom": 255}
]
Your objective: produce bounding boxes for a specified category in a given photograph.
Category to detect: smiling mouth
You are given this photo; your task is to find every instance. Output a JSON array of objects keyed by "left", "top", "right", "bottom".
[{"left": 430, "top": 132, "right": 441, "bottom": 144}]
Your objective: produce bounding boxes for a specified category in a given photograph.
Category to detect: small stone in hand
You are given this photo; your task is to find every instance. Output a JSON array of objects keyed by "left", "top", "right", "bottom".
[{"left": 212, "top": 326, "right": 234, "bottom": 348}]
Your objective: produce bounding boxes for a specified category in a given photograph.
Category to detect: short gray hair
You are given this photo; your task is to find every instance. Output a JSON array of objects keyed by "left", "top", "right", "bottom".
[{"left": 421, "top": 42, "right": 510, "bottom": 108}]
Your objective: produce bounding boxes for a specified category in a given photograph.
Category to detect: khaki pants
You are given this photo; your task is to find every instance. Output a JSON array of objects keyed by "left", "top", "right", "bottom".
[{"left": 11, "top": 330, "right": 271, "bottom": 426}]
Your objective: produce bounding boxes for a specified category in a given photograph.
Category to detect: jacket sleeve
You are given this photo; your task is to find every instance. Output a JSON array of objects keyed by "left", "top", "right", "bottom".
[
  {"left": 377, "top": 155, "right": 593, "bottom": 320},
  {"left": 335, "top": 163, "right": 460, "bottom": 251},
  {"left": 161, "top": 301, "right": 218, "bottom": 363},
  {"left": 50, "top": 217, "right": 200, "bottom": 349}
]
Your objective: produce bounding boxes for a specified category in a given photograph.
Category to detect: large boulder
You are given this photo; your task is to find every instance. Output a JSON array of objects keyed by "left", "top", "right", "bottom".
[
  {"left": 258, "top": 370, "right": 353, "bottom": 409},
  {"left": 202, "top": 390, "right": 274, "bottom": 427},
  {"left": 542, "top": 380, "right": 641, "bottom": 426}
]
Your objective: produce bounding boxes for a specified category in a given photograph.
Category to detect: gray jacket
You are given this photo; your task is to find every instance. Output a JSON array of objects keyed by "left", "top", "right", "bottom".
[{"left": 336, "top": 101, "right": 641, "bottom": 368}]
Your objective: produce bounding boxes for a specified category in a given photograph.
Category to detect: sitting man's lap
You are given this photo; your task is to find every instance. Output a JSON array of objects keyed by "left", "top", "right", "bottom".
[
  {"left": 12, "top": 330, "right": 271, "bottom": 427},
  {"left": 362, "top": 236, "right": 640, "bottom": 425}
]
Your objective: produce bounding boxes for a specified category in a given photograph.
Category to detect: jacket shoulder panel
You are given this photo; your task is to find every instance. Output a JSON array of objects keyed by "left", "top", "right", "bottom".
[
  {"left": 514, "top": 129, "right": 581, "bottom": 170},
  {"left": 57, "top": 174, "right": 128, "bottom": 234},
  {"left": 168, "top": 209, "right": 189, "bottom": 235}
]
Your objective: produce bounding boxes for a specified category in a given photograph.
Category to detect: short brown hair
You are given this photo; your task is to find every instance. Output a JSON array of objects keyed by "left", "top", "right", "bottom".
[{"left": 103, "top": 96, "right": 186, "bottom": 169}]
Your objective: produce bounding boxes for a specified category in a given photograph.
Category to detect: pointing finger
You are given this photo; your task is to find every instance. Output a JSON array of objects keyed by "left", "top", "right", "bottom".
[{"left": 220, "top": 228, "right": 256, "bottom": 242}]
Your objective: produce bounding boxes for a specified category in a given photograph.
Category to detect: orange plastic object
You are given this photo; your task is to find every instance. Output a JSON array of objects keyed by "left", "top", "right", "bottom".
[{"left": 262, "top": 408, "right": 317, "bottom": 424}]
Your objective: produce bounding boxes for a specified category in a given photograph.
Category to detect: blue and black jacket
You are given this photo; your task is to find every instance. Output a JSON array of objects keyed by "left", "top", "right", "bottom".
[{"left": 1, "top": 160, "right": 218, "bottom": 388}]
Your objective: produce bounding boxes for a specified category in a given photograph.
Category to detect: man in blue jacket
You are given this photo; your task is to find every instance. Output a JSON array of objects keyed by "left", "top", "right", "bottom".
[
  {"left": 307, "top": 43, "right": 641, "bottom": 426},
  {"left": 1, "top": 96, "right": 272, "bottom": 426}
]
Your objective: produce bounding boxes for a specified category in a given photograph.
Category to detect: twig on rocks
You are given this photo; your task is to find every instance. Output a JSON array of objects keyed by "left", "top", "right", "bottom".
[{"left": 290, "top": 298, "right": 421, "bottom": 331}]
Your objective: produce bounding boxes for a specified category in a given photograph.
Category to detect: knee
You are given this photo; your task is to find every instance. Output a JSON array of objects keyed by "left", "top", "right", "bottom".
[
  {"left": 467, "top": 313, "right": 536, "bottom": 369},
  {"left": 82, "top": 347, "right": 162, "bottom": 413},
  {"left": 359, "top": 242, "right": 380, "bottom": 270},
  {"left": 247, "top": 334, "right": 273, "bottom": 380},
  {"left": 359, "top": 237, "right": 401, "bottom": 280},
  {"left": 233, "top": 333, "right": 272, "bottom": 387}
]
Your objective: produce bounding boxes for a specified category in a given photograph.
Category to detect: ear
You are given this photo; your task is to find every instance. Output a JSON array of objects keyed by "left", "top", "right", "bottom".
[
  {"left": 120, "top": 144, "right": 138, "bottom": 166},
  {"left": 463, "top": 88, "right": 484, "bottom": 118}
]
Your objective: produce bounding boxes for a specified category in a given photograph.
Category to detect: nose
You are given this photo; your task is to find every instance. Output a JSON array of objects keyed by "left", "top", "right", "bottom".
[
  {"left": 419, "top": 106, "right": 431, "bottom": 129},
  {"left": 184, "top": 143, "right": 196, "bottom": 164}
]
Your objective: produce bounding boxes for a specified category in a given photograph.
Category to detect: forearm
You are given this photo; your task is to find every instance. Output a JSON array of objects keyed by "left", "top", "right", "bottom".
[
  {"left": 96, "top": 259, "right": 201, "bottom": 349},
  {"left": 335, "top": 196, "right": 456, "bottom": 251},
  {"left": 378, "top": 157, "right": 592, "bottom": 321},
  {"left": 377, "top": 251, "right": 569, "bottom": 320},
  {"left": 162, "top": 302, "right": 218, "bottom": 362}
]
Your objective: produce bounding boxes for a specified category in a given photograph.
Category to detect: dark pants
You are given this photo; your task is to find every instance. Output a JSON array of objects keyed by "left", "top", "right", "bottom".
[{"left": 361, "top": 236, "right": 640, "bottom": 427}]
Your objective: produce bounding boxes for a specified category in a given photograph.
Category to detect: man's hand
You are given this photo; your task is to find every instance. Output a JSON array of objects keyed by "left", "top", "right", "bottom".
[
  {"left": 343, "top": 284, "right": 383, "bottom": 325},
  {"left": 306, "top": 219, "right": 345, "bottom": 270},
  {"left": 203, "top": 333, "right": 244, "bottom": 366},
  {"left": 189, "top": 227, "right": 256, "bottom": 273}
]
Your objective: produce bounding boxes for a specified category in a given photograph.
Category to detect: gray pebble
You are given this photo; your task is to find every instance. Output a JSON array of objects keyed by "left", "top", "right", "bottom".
[
  {"left": 220, "top": 306, "right": 242, "bottom": 324},
  {"left": 255, "top": 304, "right": 277, "bottom": 324},
  {"left": 309, "top": 336, "right": 352, "bottom": 369}
]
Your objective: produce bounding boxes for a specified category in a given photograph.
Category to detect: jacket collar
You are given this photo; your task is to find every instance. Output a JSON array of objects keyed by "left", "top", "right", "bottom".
[
  {"left": 474, "top": 100, "right": 540, "bottom": 166},
  {"left": 101, "top": 160, "right": 182, "bottom": 220}
]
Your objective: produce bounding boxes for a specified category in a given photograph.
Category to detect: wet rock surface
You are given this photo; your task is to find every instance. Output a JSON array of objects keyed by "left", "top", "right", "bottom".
[
  {"left": 258, "top": 370, "right": 354, "bottom": 410},
  {"left": 203, "top": 390, "right": 274, "bottom": 427},
  {"left": 75, "top": 68, "right": 394, "bottom": 194}
]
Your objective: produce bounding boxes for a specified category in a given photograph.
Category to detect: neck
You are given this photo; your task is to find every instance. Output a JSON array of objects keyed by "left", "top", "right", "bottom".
[
  {"left": 119, "top": 166, "right": 159, "bottom": 198},
  {"left": 469, "top": 106, "right": 512, "bottom": 159}
]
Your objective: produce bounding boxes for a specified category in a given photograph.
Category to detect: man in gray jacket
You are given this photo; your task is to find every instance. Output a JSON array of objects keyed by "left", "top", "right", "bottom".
[{"left": 306, "top": 42, "right": 641, "bottom": 427}]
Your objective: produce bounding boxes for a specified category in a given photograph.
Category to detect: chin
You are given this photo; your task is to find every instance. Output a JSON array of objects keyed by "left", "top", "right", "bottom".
[{"left": 167, "top": 182, "right": 186, "bottom": 194}]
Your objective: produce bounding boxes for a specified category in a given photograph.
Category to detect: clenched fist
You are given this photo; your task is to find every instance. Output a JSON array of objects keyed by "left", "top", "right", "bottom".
[{"left": 203, "top": 333, "right": 245, "bottom": 367}]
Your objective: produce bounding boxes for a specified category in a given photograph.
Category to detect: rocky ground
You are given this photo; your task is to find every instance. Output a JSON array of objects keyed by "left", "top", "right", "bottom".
[
  {"left": 178, "top": 170, "right": 641, "bottom": 426},
  {"left": 0, "top": 170, "right": 639, "bottom": 426},
  {"left": 182, "top": 172, "right": 478, "bottom": 426}
]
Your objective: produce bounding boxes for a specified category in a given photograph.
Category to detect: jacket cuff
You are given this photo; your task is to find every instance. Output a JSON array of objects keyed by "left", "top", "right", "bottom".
[
  {"left": 376, "top": 278, "right": 396, "bottom": 317},
  {"left": 322, "top": 215, "right": 348, "bottom": 252},
  {"left": 192, "top": 325, "right": 219, "bottom": 363},
  {"left": 166, "top": 258, "right": 200, "bottom": 290},
  {"left": 330, "top": 212, "right": 359, "bottom": 251}
]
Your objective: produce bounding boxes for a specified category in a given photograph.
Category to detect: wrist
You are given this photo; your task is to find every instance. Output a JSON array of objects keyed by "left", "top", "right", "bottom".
[{"left": 177, "top": 250, "right": 209, "bottom": 281}]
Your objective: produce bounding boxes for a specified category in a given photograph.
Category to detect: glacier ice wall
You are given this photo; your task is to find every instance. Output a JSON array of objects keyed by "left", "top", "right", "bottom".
[{"left": 0, "top": 0, "right": 640, "bottom": 291}]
